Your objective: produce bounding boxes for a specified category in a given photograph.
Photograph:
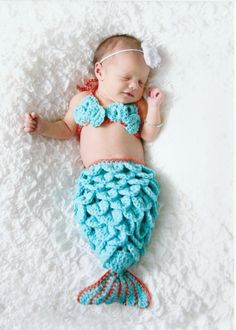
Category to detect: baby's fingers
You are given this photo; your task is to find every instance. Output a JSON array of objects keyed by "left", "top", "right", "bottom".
[
  {"left": 146, "top": 86, "right": 153, "bottom": 97},
  {"left": 24, "top": 120, "right": 37, "bottom": 128},
  {"left": 25, "top": 112, "right": 36, "bottom": 121},
  {"left": 24, "top": 126, "right": 35, "bottom": 133},
  {"left": 24, "top": 112, "right": 38, "bottom": 125},
  {"left": 23, "top": 113, "right": 38, "bottom": 132},
  {"left": 29, "top": 112, "right": 38, "bottom": 120},
  {"left": 24, "top": 124, "right": 37, "bottom": 133}
]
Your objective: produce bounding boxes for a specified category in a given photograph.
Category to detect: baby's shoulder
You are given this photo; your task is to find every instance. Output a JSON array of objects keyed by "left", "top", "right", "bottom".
[{"left": 69, "top": 91, "right": 91, "bottom": 108}]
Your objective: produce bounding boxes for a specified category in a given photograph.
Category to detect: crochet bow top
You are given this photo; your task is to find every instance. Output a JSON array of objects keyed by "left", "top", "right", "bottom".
[
  {"left": 73, "top": 79, "right": 143, "bottom": 140},
  {"left": 73, "top": 94, "right": 141, "bottom": 138}
]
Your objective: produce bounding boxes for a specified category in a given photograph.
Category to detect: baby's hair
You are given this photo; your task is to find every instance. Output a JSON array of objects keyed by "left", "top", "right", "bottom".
[{"left": 92, "top": 34, "right": 142, "bottom": 66}]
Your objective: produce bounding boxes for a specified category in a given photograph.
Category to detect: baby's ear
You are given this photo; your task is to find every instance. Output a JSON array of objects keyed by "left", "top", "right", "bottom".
[{"left": 94, "top": 62, "right": 103, "bottom": 81}]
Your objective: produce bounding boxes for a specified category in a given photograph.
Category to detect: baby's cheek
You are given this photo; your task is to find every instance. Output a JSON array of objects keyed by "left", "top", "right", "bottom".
[
  {"left": 139, "top": 88, "right": 145, "bottom": 97},
  {"left": 119, "top": 81, "right": 126, "bottom": 88}
]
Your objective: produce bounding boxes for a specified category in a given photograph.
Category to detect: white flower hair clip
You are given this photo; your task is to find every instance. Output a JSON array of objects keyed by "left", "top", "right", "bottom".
[
  {"left": 99, "top": 41, "right": 162, "bottom": 69},
  {"left": 141, "top": 41, "right": 161, "bottom": 69}
]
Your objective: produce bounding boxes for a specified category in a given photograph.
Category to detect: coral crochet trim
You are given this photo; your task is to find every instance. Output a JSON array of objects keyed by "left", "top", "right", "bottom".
[
  {"left": 84, "top": 157, "right": 146, "bottom": 168},
  {"left": 77, "top": 270, "right": 112, "bottom": 303},
  {"left": 128, "top": 270, "right": 152, "bottom": 307},
  {"left": 77, "top": 270, "right": 152, "bottom": 308}
]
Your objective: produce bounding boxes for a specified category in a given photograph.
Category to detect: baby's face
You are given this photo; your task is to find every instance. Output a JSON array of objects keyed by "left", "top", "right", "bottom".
[{"left": 96, "top": 51, "right": 150, "bottom": 103}]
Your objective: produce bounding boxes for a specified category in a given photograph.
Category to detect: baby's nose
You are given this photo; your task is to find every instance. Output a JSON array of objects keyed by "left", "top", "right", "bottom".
[{"left": 128, "top": 81, "right": 138, "bottom": 89}]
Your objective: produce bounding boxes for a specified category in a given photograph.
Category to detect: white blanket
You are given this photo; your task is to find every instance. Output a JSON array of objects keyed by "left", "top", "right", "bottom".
[{"left": 0, "top": 1, "right": 233, "bottom": 329}]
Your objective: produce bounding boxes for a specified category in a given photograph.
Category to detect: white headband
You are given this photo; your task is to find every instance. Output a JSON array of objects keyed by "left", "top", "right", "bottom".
[{"left": 99, "top": 41, "right": 161, "bottom": 69}]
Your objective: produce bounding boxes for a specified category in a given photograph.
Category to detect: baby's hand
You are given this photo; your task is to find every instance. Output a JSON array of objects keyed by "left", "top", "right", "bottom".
[
  {"left": 23, "top": 112, "right": 44, "bottom": 134},
  {"left": 146, "top": 86, "right": 165, "bottom": 108}
]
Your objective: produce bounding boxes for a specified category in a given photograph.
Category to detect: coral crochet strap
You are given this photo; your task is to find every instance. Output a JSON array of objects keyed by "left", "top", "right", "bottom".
[{"left": 76, "top": 78, "right": 99, "bottom": 95}]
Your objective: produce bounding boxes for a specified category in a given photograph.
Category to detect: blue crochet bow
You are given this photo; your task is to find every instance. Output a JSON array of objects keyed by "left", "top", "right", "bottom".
[{"left": 73, "top": 95, "right": 141, "bottom": 134}]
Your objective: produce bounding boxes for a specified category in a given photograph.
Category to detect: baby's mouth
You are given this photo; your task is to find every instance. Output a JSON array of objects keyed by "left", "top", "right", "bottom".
[{"left": 122, "top": 92, "right": 134, "bottom": 97}]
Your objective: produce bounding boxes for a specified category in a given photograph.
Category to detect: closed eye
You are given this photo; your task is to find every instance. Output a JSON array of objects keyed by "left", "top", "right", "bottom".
[
  {"left": 120, "top": 76, "right": 130, "bottom": 81},
  {"left": 120, "top": 76, "right": 145, "bottom": 86}
]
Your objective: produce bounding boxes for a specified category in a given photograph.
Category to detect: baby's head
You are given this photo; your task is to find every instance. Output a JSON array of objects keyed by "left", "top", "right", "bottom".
[{"left": 93, "top": 34, "right": 151, "bottom": 103}]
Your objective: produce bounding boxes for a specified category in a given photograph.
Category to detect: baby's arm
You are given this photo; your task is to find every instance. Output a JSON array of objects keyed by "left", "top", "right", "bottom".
[
  {"left": 139, "top": 87, "right": 165, "bottom": 142},
  {"left": 23, "top": 92, "right": 87, "bottom": 140}
]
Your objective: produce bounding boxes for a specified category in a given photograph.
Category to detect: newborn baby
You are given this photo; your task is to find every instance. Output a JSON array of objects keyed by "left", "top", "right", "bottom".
[{"left": 23, "top": 34, "right": 165, "bottom": 308}]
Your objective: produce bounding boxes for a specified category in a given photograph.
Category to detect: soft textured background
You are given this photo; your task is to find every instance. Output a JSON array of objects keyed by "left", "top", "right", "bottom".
[{"left": 0, "top": 1, "right": 233, "bottom": 330}]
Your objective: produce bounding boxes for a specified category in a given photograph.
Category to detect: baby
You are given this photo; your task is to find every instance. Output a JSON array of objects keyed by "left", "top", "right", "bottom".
[{"left": 23, "top": 34, "right": 165, "bottom": 308}]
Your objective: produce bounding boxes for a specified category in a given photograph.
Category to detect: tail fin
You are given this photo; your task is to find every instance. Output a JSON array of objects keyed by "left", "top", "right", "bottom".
[{"left": 77, "top": 269, "right": 151, "bottom": 308}]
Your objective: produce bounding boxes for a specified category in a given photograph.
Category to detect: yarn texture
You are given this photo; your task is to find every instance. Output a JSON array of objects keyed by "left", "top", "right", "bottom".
[
  {"left": 73, "top": 160, "right": 160, "bottom": 308},
  {"left": 73, "top": 95, "right": 141, "bottom": 134}
]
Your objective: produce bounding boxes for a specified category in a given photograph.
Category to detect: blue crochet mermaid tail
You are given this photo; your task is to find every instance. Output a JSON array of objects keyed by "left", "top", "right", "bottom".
[{"left": 73, "top": 160, "right": 160, "bottom": 308}]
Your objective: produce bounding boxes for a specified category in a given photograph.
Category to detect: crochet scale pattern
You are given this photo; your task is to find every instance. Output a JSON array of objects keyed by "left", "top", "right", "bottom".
[{"left": 73, "top": 160, "right": 160, "bottom": 308}]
